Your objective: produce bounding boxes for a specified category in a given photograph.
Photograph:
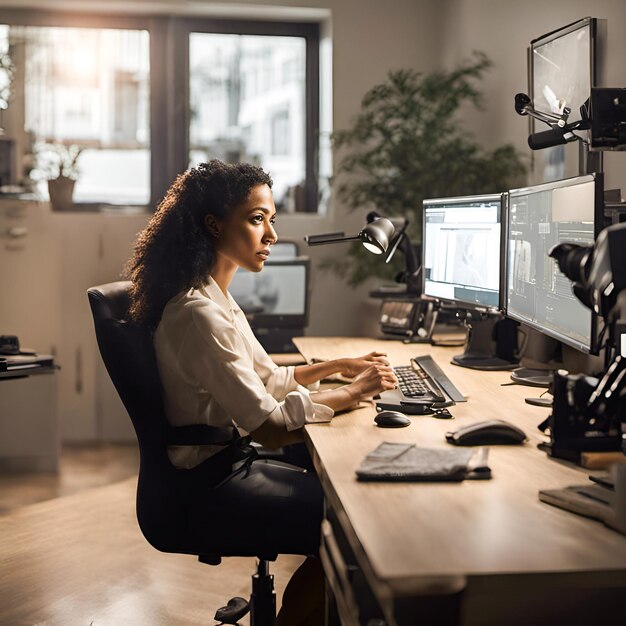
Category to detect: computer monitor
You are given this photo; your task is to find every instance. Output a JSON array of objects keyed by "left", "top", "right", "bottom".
[
  {"left": 530, "top": 17, "right": 602, "bottom": 133},
  {"left": 268, "top": 240, "right": 299, "bottom": 260},
  {"left": 229, "top": 258, "right": 309, "bottom": 330},
  {"left": 505, "top": 173, "right": 603, "bottom": 355},
  {"left": 423, "top": 193, "right": 505, "bottom": 311},
  {"left": 422, "top": 193, "right": 518, "bottom": 371}
]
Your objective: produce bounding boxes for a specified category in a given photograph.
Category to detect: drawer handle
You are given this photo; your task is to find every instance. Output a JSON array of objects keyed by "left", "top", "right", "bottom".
[{"left": 5, "top": 226, "right": 28, "bottom": 238}]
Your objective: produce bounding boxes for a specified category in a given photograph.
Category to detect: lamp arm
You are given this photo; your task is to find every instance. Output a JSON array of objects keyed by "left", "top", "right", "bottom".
[
  {"left": 398, "top": 232, "right": 422, "bottom": 295},
  {"left": 304, "top": 232, "right": 360, "bottom": 246},
  {"left": 400, "top": 233, "right": 419, "bottom": 276}
]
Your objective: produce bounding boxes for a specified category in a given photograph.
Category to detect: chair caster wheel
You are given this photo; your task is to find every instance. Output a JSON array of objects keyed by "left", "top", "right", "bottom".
[{"left": 215, "top": 596, "right": 251, "bottom": 624}]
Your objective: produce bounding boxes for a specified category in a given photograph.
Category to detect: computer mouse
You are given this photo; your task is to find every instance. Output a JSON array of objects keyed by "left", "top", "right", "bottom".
[
  {"left": 445, "top": 419, "right": 527, "bottom": 446},
  {"left": 374, "top": 410, "right": 411, "bottom": 428}
]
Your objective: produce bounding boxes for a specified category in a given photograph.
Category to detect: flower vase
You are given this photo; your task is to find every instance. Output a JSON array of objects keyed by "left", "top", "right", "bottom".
[{"left": 48, "top": 176, "right": 75, "bottom": 211}]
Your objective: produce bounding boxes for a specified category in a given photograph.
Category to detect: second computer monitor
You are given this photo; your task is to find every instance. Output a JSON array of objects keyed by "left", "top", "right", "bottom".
[
  {"left": 505, "top": 173, "right": 602, "bottom": 354},
  {"left": 423, "top": 193, "right": 505, "bottom": 310}
]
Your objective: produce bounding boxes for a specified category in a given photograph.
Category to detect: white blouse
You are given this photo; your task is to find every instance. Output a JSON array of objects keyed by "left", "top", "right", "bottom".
[{"left": 153, "top": 276, "right": 334, "bottom": 468}]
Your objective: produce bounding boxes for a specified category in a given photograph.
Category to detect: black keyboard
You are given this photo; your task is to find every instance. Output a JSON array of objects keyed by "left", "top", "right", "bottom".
[
  {"left": 394, "top": 365, "right": 445, "bottom": 402},
  {"left": 393, "top": 355, "right": 466, "bottom": 404},
  {"left": 377, "top": 354, "right": 466, "bottom": 415}
]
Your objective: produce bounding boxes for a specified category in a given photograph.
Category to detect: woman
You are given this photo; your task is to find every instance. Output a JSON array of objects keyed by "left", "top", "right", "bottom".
[{"left": 126, "top": 160, "right": 397, "bottom": 625}]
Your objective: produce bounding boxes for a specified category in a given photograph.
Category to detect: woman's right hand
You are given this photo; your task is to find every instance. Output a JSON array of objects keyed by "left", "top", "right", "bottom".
[{"left": 348, "top": 363, "right": 397, "bottom": 401}]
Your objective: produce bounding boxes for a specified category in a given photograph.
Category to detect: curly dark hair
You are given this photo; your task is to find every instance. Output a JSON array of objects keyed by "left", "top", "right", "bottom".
[{"left": 126, "top": 160, "right": 273, "bottom": 331}]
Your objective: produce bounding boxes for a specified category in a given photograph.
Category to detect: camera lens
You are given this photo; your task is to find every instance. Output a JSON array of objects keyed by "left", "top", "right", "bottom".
[{"left": 548, "top": 242, "right": 592, "bottom": 284}]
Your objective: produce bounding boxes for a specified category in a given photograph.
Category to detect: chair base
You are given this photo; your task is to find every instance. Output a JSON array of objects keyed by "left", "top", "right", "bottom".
[
  {"left": 215, "top": 596, "right": 250, "bottom": 624},
  {"left": 212, "top": 559, "right": 276, "bottom": 626},
  {"left": 250, "top": 559, "right": 276, "bottom": 626}
]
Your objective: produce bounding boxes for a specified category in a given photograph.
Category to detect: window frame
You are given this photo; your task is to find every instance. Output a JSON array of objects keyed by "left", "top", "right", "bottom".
[
  {"left": 0, "top": 9, "right": 320, "bottom": 212},
  {"left": 174, "top": 18, "right": 320, "bottom": 213}
]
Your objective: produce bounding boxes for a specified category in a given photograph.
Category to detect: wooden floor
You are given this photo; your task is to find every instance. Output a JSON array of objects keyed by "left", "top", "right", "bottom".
[
  {"left": 0, "top": 443, "right": 140, "bottom": 514},
  {"left": 0, "top": 444, "right": 303, "bottom": 625}
]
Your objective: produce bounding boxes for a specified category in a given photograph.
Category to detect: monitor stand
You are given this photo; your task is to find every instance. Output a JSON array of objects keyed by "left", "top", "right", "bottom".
[
  {"left": 451, "top": 313, "right": 520, "bottom": 371},
  {"left": 511, "top": 367, "right": 553, "bottom": 387},
  {"left": 525, "top": 395, "right": 553, "bottom": 407},
  {"left": 511, "top": 330, "right": 605, "bottom": 401}
]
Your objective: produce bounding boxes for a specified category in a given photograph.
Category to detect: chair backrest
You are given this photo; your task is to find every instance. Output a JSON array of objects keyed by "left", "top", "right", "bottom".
[
  {"left": 89, "top": 282, "right": 281, "bottom": 564},
  {"left": 88, "top": 281, "right": 204, "bottom": 553},
  {"left": 88, "top": 282, "right": 167, "bottom": 460}
]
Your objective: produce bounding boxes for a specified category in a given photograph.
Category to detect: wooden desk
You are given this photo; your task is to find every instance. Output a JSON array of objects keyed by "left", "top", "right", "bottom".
[{"left": 294, "top": 337, "right": 626, "bottom": 626}]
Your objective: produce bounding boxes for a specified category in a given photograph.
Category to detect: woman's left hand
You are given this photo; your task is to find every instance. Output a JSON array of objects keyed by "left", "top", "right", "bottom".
[{"left": 338, "top": 352, "right": 390, "bottom": 379}]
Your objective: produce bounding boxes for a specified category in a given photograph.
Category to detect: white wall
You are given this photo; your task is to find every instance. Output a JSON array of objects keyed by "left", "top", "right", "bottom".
[
  {"left": 4, "top": 0, "right": 626, "bottom": 342},
  {"left": 439, "top": 0, "right": 626, "bottom": 195},
  {"left": 0, "top": 0, "right": 444, "bottom": 338}
]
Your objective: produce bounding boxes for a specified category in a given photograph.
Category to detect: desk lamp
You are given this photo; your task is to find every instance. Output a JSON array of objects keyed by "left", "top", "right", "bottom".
[
  {"left": 305, "top": 213, "right": 421, "bottom": 295},
  {"left": 369, "top": 212, "right": 421, "bottom": 295},
  {"left": 304, "top": 216, "right": 395, "bottom": 255}
]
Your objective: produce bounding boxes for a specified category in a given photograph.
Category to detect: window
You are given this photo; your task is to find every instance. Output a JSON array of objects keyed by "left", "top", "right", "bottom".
[
  {"left": 0, "top": 11, "right": 321, "bottom": 212},
  {"left": 4, "top": 24, "right": 150, "bottom": 205},
  {"left": 189, "top": 34, "right": 304, "bottom": 208}
]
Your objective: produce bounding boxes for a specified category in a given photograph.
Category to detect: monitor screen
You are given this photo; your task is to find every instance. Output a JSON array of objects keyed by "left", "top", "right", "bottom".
[
  {"left": 505, "top": 174, "right": 602, "bottom": 354},
  {"left": 228, "top": 258, "right": 309, "bottom": 328},
  {"left": 422, "top": 194, "right": 504, "bottom": 310},
  {"left": 268, "top": 240, "right": 299, "bottom": 260},
  {"left": 530, "top": 18, "right": 598, "bottom": 128}
]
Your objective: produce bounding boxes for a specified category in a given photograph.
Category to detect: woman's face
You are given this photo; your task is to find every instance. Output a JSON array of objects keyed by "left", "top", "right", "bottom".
[{"left": 212, "top": 183, "right": 278, "bottom": 272}]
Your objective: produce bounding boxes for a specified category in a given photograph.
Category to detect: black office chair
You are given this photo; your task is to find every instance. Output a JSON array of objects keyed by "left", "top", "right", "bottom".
[{"left": 87, "top": 281, "right": 278, "bottom": 625}]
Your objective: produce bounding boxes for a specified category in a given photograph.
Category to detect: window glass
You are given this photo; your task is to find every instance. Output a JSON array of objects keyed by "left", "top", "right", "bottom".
[
  {"left": 189, "top": 33, "right": 306, "bottom": 211},
  {"left": 3, "top": 25, "right": 149, "bottom": 205}
]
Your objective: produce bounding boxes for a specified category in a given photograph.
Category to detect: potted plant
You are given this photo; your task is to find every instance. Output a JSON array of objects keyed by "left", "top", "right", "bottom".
[
  {"left": 328, "top": 52, "right": 527, "bottom": 289},
  {"left": 37, "top": 143, "right": 83, "bottom": 211}
]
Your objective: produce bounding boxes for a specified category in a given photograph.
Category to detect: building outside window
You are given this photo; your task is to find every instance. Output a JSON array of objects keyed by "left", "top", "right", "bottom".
[
  {"left": 189, "top": 32, "right": 308, "bottom": 212},
  {"left": 3, "top": 25, "right": 150, "bottom": 206},
  {"left": 0, "top": 12, "right": 321, "bottom": 213}
]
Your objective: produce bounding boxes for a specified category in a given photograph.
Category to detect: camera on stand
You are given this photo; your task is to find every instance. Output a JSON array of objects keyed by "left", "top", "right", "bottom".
[{"left": 540, "top": 223, "right": 626, "bottom": 462}]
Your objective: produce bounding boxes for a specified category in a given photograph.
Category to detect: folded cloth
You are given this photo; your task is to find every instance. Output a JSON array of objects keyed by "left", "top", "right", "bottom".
[{"left": 355, "top": 442, "right": 491, "bottom": 482}]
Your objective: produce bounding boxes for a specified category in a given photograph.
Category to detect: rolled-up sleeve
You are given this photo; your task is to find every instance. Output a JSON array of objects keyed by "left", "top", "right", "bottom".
[
  {"left": 185, "top": 302, "right": 333, "bottom": 433},
  {"left": 263, "top": 364, "right": 321, "bottom": 399}
]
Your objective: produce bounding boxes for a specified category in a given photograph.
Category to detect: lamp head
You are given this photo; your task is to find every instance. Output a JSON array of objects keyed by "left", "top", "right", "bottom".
[{"left": 359, "top": 217, "right": 395, "bottom": 254}]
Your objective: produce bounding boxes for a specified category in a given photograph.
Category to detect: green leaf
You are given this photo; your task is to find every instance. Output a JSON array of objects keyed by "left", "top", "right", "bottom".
[{"left": 330, "top": 52, "right": 527, "bottom": 287}]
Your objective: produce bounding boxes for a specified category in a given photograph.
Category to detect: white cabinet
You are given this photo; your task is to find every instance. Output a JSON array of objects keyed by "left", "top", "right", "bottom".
[
  {"left": 51, "top": 211, "right": 149, "bottom": 442},
  {"left": 0, "top": 199, "right": 149, "bottom": 443},
  {"left": 0, "top": 371, "right": 59, "bottom": 471},
  {"left": 0, "top": 200, "right": 62, "bottom": 355}
]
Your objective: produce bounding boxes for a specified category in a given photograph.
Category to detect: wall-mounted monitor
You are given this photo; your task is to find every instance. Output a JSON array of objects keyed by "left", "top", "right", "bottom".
[
  {"left": 529, "top": 17, "right": 605, "bottom": 180},
  {"left": 422, "top": 194, "right": 506, "bottom": 311},
  {"left": 530, "top": 17, "right": 603, "bottom": 132},
  {"left": 505, "top": 173, "right": 603, "bottom": 354}
]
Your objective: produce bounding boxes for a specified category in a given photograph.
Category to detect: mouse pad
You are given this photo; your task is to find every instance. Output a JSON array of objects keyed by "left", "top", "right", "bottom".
[{"left": 355, "top": 442, "right": 491, "bottom": 482}]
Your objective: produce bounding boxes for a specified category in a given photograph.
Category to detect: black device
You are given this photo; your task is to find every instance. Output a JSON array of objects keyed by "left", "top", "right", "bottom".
[
  {"left": 446, "top": 420, "right": 528, "bottom": 446},
  {"left": 229, "top": 257, "right": 309, "bottom": 353},
  {"left": 537, "top": 223, "right": 626, "bottom": 461},
  {"left": 590, "top": 87, "right": 626, "bottom": 150},
  {"left": 422, "top": 192, "right": 519, "bottom": 370},
  {"left": 374, "top": 410, "right": 411, "bottom": 428},
  {"left": 0, "top": 335, "right": 20, "bottom": 355},
  {"left": 378, "top": 297, "right": 437, "bottom": 342}
]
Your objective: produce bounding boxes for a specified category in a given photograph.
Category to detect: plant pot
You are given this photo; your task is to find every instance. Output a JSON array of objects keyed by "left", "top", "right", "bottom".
[{"left": 48, "top": 176, "right": 75, "bottom": 211}]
